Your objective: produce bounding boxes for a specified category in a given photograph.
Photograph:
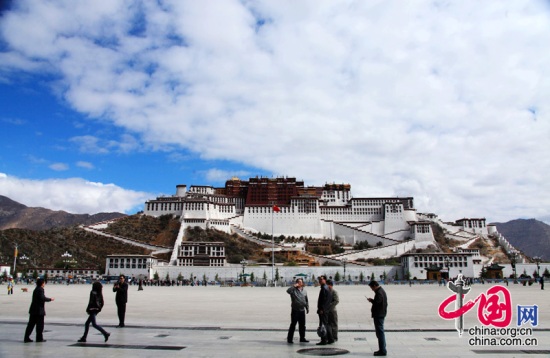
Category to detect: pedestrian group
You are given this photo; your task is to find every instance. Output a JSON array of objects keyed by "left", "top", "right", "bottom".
[
  {"left": 22, "top": 273, "right": 387, "bottom": 356},
  {"left": 286, "top": 275, "right": 388, "bottom": 356}
]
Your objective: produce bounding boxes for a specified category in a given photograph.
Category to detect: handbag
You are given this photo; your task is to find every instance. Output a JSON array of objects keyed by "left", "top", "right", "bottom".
[{"left": 317, "top": 323, "right": 327, "bottom": 338}]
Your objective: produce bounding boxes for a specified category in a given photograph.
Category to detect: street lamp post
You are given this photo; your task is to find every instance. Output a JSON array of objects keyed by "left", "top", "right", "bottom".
[
  {"left": 342, "top": 258, "right": 348, "bottom": 282},
  {"left": 61, "top": 251, "right": 73, "bottom": 282},
  {"left": 509, "top": 250, "right": 518, "bottom": 281},
  {"left": 240, "top": 259, "right": 248, "bottom": 283},
  {"left": 19, "top": 255, "right": 29, "bottom": 281},
  {"left": 62, "top": 251, "right": 72, "bottom": 269}
]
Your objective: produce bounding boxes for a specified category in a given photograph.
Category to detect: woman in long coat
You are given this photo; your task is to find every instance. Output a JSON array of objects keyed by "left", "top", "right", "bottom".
[{"left": 78, "top": 281, "right": 110, "bottom": 342}]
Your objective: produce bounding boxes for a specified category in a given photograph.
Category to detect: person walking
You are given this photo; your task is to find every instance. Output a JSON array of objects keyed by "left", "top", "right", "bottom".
[
  {"left": 7, "top": 277, "right": 14, "bottom": 295},
  {"left": 113, "top": 274, "right": 128, "bottom": 328},
  {"left": 286, "top": 278, "right": 310, "bottom": 344},
  {"left": 327, "top": 280, "right": 339, "bottom": 342},
  {"left": 316, "top": 275, "right": 334, "bottom": 345},
  {"left": 78, "top": 282, "right": 110, "bottom": 343},
  {"left": 24, "top": 278, "right": 55, "bottom": 343},
  {"left": 367, "top": 280, "right": 388, "bottom": 356},
  {"left": 540, "top": 276, "right": 545, "bottom": 290}
]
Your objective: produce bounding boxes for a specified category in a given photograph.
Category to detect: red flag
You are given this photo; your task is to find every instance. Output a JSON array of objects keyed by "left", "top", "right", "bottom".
[{"left": 272, "top": 205, "right": 281, "bottom": 212}]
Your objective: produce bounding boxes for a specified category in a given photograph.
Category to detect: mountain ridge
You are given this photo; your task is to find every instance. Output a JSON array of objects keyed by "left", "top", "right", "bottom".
[
  {"left": 0, "top": 195, "right": 126, "bottom": 230},
  {"left": 493, "top": 218, "right": 550, "bottom": 261}
]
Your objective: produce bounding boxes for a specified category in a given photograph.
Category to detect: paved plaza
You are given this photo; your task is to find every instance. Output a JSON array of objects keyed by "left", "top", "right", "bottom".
[{"left": 1, "top": 281, "right": 549, "bottom": 357}]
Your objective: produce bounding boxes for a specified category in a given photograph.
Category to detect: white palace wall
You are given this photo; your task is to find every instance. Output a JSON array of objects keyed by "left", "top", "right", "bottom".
[
  {"left": 413, "top": 231, "right": 436, "bottom": 248},
  {"left": 332, "top": 222, "right": 392, "bottom": 246},
  {"left": 150, "top": 264, "right": 402, "bottom": 283},
  {"left": 174, "top": 203, "right": 235, "bottom": 222},
  {"left": 341, "top": 241, "right": 417, "bottom": 261},
  {"left": 144, "top": 202, "right": 182, "bottom": 217},
  {"left": 242, "top": 208, "right": 323, "bottom": 238},
  {"left": 383, "top": 204, "right": 409, "bottom": 234}
]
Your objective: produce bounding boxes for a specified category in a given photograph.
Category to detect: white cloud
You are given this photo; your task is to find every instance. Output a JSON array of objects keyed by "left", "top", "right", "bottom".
[
  {"left": 0, "top": 173, "right": 151, "bottom": 214},
  {"left": 202, "top": 168, "right": 252, "bottom": 183},
  {"left": 1, "top": 117, "right": 26, "bottom": 125},
  {"left": 70, "top": 134, "right": 140, "bottom": 154},
  {"left": 76, "top": 161, "right": 94, "bottom": 169},
  {"left": 1, "top": 1, "right": 550, "bottom": 222},
  {"left": 49, "top": 162, "right": 69, "bottom": 171},
  {"left": 70, "top": 135, "right": 109, "bottom": 154}
]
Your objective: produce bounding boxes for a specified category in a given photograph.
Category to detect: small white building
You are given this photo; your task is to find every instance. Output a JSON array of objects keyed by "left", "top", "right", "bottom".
[
  {"left": 177, "top": 242, "right": 226, "bottom": 267},
  {"left": 455, "top": 218, "right": 488, "bottom": 235},
  {"left": 105, "top": 254, "right": 158, "bottom": 278},
  {"left": 34, "top": 267, "right": 100, "bottom": 280},
  {"left": 401, "top": 252, "right": 477, "bottom": 280}
]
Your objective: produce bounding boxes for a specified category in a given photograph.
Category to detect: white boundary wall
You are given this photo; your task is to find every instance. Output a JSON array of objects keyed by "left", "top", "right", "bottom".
[{"left": 149, "top": 265, "right": 402, "bottom": 282}]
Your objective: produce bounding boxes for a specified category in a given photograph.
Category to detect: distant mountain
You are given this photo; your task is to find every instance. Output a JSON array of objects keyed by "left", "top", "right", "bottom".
[
  {"left": 0, "top": 195, "right": 126, "bottom": 230},
  {"left": 537, "top": 215, "right": 550, "bottom": 226},
  {"left": 493, "top": 219, "right": 550, "bottom": 261}
]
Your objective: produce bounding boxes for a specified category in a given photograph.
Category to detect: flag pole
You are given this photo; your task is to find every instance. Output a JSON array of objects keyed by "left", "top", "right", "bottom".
[{"left": 13, "top": 243, "right": 18, "bottom": 275}]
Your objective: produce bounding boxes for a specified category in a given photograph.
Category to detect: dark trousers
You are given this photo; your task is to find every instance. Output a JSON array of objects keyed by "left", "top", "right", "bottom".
[
  {"left": 287, "top": 309, "right": 306, "bottom": 341},
  {"left": 318, "top": 312, "right": 334, "bottom": 343},
  {"left": 117, "top": 303, "right": 126, "bottom": 326},
  {"left": 83, "top": 313, "right": 108, "bottom": 339},
  {"left": 373, "top": 317, "right": 386, "bottom": 353},
  {"left": 24, "top": 314, "right": 45, "bottom": 341}
]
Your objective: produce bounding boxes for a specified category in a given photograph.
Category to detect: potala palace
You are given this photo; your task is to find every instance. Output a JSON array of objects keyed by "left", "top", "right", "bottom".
[
  {"left": 116, "top": 176, "right": 541, "bottom": 282},
  {"left": 144, "top": 176, "right": 441, "bottom": 251}
]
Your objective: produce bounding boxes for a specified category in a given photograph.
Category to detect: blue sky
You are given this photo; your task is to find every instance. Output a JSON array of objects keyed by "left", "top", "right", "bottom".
[{"left": 1, "top": 1, "right": 549, "bottom": 223}]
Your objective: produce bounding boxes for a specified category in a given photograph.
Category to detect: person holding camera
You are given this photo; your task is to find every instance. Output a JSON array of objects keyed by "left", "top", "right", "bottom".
[
  {"left": 286, "top": 278, "right": 309, "bottom": 344},
  {"left": 113, "top": 275, "right": 128, "bottom": 328}
]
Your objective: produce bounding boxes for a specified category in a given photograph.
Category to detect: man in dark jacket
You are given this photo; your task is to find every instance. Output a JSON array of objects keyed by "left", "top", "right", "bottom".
[
  {"left": 113, "top": 275, "right": 128, "bottom": 327},
  {"left": 316, "top": 275, "right": 334, "bottom": 345},
  {"left": 24, "top": 278, "right": 55, "bottom": 343},
  {"left": 368, "top": 280, "right": 388, "bottom": 356},
  {"left": 286, "top": 278, "right": 309, "bottom": 343}
]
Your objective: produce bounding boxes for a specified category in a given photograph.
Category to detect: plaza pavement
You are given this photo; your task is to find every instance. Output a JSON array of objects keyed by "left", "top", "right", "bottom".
[{"left": 0, "top": 281, "right": 549, "bottom": 357}]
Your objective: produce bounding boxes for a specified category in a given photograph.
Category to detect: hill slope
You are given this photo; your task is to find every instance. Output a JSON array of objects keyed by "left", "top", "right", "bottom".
[
  {"left": 494, "top": 219, "right": 550, "bottom": 261},
  {"left": 0, "top": 226, "right": 148, "bottom": 273},
  {"left": 0, "top": 195, "right": 126, "bottom": 230}
]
